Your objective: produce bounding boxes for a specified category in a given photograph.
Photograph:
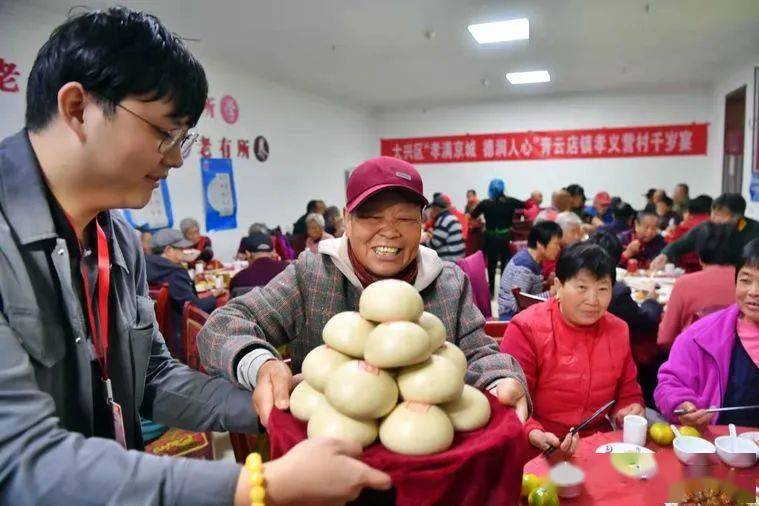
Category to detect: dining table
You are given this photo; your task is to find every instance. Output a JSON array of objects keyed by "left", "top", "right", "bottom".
[{"left": 523, "top": 425, "right": 758, "bottom": 505}]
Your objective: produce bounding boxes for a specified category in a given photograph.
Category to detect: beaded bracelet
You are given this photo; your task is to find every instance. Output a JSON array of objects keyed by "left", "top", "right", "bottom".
[{"left": 245, "top": 453, "right": 265, "bottom": 506}]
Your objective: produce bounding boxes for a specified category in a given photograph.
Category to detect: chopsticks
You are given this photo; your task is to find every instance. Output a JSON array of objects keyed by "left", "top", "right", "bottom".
[
  {"left": 542, "top": 400, "right": 616, "bottom": 457},
  {"left": 673, "top": 404, "right": 759, "bottom": 416}
]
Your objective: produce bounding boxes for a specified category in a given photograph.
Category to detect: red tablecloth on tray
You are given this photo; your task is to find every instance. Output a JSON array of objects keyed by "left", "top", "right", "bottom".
[
  {"left": 524, "top": 426, "right": 758, "bottom": 505},
  {"left": 268, "top": 395, "right": 530, "bottom": 506}
]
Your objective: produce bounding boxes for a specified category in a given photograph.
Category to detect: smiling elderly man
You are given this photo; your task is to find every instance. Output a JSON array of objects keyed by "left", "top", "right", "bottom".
[{"left": 198, "top": 156, "right": 530, "bottom": 426}]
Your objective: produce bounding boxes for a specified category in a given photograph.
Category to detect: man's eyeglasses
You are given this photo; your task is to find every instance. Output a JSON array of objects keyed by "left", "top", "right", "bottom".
[{"left": 116, "top": 103, "right": 198, "bottom": 159}]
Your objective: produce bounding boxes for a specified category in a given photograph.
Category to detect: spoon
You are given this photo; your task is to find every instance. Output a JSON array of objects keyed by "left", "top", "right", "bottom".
[
  {"left": 729, "top": 423, "right": 737, "bottom": 452},
  {"left": 671, "top": 425, "right": 683, "bottom": 439}
]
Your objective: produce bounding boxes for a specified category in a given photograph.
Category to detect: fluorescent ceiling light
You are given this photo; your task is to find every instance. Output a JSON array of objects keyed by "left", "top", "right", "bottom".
[
  {"left": 506, "top": 70, "right": 551, "bottom": 84},
  {"left": 468, "top": 19, "right": 529, "bottom": 44}
]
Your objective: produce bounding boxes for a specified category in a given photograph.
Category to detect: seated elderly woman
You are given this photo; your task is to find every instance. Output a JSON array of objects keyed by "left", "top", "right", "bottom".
[
  {"left": 655, "top": 239, "right": 759, "bottom": 428},
  {"left": 305, "top": 212, "right": 334, "bottom": 253},
  {"left": 619, "top": 210, "right": 666, "bottom": 270},
  {"left": 498, "top": 221, "right": 562, "bottom": 320},
  {"left": 539, "top": 211, "right": 584, "bottom": 280},
  {"left": 180, "top": 217, "right": 214, "bottom": 263},
  {"left": 500, "top": 243, "right": 644, "bottom": 457},
  {"left": 198, "top": 156, "right": 530, "bottom": 426}
]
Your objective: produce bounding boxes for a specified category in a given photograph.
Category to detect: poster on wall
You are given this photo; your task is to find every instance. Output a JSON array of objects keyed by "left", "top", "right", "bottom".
[
  {"left": 201, "top": 158, "right": 238, "bottom": 231},
  {"left": 381, "top": 123, "right": 708, "bottom": 164},
  {"left": 751, "top": 67, "right": 759, "bottom": 202},
  {"left": 123, "top": 179, "right": 173, "bottom": 230}
]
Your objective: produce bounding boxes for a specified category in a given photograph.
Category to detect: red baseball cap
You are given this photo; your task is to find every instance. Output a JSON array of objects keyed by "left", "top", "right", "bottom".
[
  {"left": 594, "top": 191, "right": 612, "bottom": 205},
  {"left": 346, "top": 156, "right": 428, "bottom": 212}
]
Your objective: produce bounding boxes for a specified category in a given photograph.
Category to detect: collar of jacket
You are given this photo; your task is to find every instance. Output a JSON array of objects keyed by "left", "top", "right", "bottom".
[
  {"left": 318, "top": 235, "right": 443, "bottom": 292},
  {"left": 0, "top": 130, "right": 129, "bottom": 273}
]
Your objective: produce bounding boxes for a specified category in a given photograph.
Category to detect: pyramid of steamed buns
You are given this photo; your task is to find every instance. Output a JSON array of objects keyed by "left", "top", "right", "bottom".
[{"left": 289, "top": 279, "right": 491, "bottom": 456}]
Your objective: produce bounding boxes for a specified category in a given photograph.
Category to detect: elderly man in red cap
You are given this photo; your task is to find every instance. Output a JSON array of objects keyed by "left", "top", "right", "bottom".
[
  {"left": 198, "top": 156, "right": 530, "bottom": 426},
  {"left": 586, "top": 191, "right": 614, "bottom": 227}
]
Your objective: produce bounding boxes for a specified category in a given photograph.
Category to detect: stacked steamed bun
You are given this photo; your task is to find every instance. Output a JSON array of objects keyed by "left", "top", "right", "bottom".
[{"left": 289, "top": 279, "right": 491, "bottom": 455}]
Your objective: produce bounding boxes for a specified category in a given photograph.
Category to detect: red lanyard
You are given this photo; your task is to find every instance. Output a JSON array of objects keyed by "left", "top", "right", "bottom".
[{"left": 66, "top": 216, "right": 112, "bottom": 379}]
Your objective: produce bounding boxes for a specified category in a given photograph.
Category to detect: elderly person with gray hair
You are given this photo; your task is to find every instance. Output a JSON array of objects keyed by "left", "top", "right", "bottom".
[
  {"left": 305, "top": 212, "right": 334, "bottom": 253},
  {"left": 537, "top": 211, "right": 585, "bottom": 280},
  {"left": 180, "top": 217, "right": 214, "bottom": 263}
]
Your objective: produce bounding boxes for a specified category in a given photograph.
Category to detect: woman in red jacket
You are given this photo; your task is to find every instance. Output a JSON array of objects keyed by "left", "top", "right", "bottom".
[{"left": 501, "top": 243, "right": 645, "bottom": 458}]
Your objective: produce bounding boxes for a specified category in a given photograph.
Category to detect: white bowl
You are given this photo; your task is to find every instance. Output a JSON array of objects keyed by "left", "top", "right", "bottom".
[
  {"left": 714, "top": 436, "right": 758, "bottom": 468},
  {"left": 549, "top": 461, "right": 585, "bottom": 498},
  {"left": 673, "top": 435, "right": 716, "bottom": 465},
  {"left": 739, "top": 431, "right": 759, "bottom": 451}
]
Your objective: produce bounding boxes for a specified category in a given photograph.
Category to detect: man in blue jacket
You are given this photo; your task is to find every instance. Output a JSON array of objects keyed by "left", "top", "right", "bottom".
[{"left": 146, "top": 228, "right": 219, "bottom": 354}]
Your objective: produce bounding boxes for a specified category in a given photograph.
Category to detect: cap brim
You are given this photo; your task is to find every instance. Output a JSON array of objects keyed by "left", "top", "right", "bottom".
[
  {"left": 346, "top": 184, "right": 428, "bottom": 213},
  {"left": 173, "top": 239, "right": 195, "bottom": 249}
]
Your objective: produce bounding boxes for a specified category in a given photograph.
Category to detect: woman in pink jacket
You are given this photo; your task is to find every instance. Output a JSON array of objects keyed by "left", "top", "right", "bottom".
[{"left": 655, "top": 239, "right": 759, "bottom": 428}]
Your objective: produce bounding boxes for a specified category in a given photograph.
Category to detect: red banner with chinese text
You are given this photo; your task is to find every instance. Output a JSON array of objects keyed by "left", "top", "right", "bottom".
[{"left": 380, "top": 123, "right": 708, "bottom": 164}]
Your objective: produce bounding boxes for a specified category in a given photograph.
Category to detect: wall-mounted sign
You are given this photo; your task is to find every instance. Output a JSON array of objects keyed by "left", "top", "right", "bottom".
[
  {"left": 201, "top": 158, "right": 238, "bottom": 231},
  {"left": 381, "top": 123, "right": 708, "bottom": 164}
]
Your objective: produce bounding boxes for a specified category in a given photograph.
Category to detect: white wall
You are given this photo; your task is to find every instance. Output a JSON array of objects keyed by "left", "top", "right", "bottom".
[
  {"left": 711, "top": 59, "right": 759, "bottom": 219},
  {"left": 374, "top": 91, "right": 718, "bottom": 211},
  {"left": 0, "top": 2, "right": 376, "bottom": 261}
]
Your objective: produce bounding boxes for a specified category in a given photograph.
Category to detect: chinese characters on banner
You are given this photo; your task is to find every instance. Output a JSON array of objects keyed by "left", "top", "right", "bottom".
[
  {"left": 380, "top": 123, "right": 708, "bottom": 164},
  {"left": 198, "top": 94, "right": 267, "bottom": 161},
  {"left": 0, "top": 57, "right": 21, "bottom": 93}
]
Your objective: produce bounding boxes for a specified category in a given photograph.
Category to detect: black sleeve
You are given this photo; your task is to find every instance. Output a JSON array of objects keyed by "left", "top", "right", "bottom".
[
  {"left": 470, "top": 201, "right": 484, "bottom": 220},
  {"left": 608, "top": 284, "right": 663, "bottom": 333}
]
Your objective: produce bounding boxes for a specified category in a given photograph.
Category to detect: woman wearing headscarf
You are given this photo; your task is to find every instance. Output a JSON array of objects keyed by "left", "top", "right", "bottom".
[
  {"left": 470, "top": 179, "right": 525, "bottom": 296},
  {"left": 180, "top": 217, "right": 214, "bottom": 263}
]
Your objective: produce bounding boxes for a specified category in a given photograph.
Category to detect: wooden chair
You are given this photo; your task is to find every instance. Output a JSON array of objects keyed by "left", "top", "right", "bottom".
[
  {"left": 511, "top": 287, "right": 547, "bottom": 313},
  {"left": 182, "top": 302, "right": 210, "bottom": 372},
  {"left": 148, "top": 283, "right": 175, "bottom": 356},
  {"left": 483, "top": 321, "right": 509, "bottom": 344},
  {"left": 510, "top": 213, "right": 532, "bottom": 242}
]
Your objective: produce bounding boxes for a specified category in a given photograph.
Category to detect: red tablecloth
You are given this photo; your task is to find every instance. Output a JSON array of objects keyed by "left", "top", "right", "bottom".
[
  {"left": 268, "top": 395, "right": 529, "bottom": 506},
  {"left": 524, "top": 426, "right": 758, "bottom": 505}
]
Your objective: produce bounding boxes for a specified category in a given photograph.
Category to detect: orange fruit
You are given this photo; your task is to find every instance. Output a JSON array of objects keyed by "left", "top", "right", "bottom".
[
  {"left": 649, "top": 422, "right": 675, "bottom": 446},
  {"left": 528, "top": 486, "right": 560, "bottom": 506},
  {"left": 521, "top": 473, "right": 541, "bottom": 498},
  {"left": 678, "top": 426, "right": 701, "bottom": 438}
]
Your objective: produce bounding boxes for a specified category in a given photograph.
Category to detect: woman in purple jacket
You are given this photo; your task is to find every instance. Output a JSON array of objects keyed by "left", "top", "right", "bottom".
[{"left": 655, "top": 239, "right": 759, "bottom": 428}]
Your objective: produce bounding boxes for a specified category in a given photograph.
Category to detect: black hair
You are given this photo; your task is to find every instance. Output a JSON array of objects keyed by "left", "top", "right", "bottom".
[
  {"left": 713, "top": 193, "right": 746, "bottom": 217},
  {"left": 658, "top": 196, "right": 674, "bottom": 208},
  {"left": 556, "top": 242, "right": 616, "bottom": 284},
  {"left": 695, "top": 222, "right": 740, "bottom": 266},
  {"left": 737, "top": 238, "right": 759, "bottom": 274},
  {"left": 636, "top": 209, "right": 659, "bottom": 223},
  {"left": 26, "top": 7, "right": 207, "bottom": 131},
  {"left": 685, "top": 194, "right": 713, "bottom": 215},
  {"left": 527, "top": 220, "right": 563, "bottom": 249},
  {"left": 565, "top": 184, "right": 585, "bottom": 199},
  {"left": 612, "top": 203, "right": 636, "bottom": 223},
  {"left": 587, "top": 230, "right": 624, "bottom": 265},
  {"left": 467, "top": 189, "right": 476, "bottom": 195},
  {"left": 676, "top": 183, "right": 690, "bottom": 194},
  {"left": 306, "top": 200, "right": 323, "bottom": 213}
]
